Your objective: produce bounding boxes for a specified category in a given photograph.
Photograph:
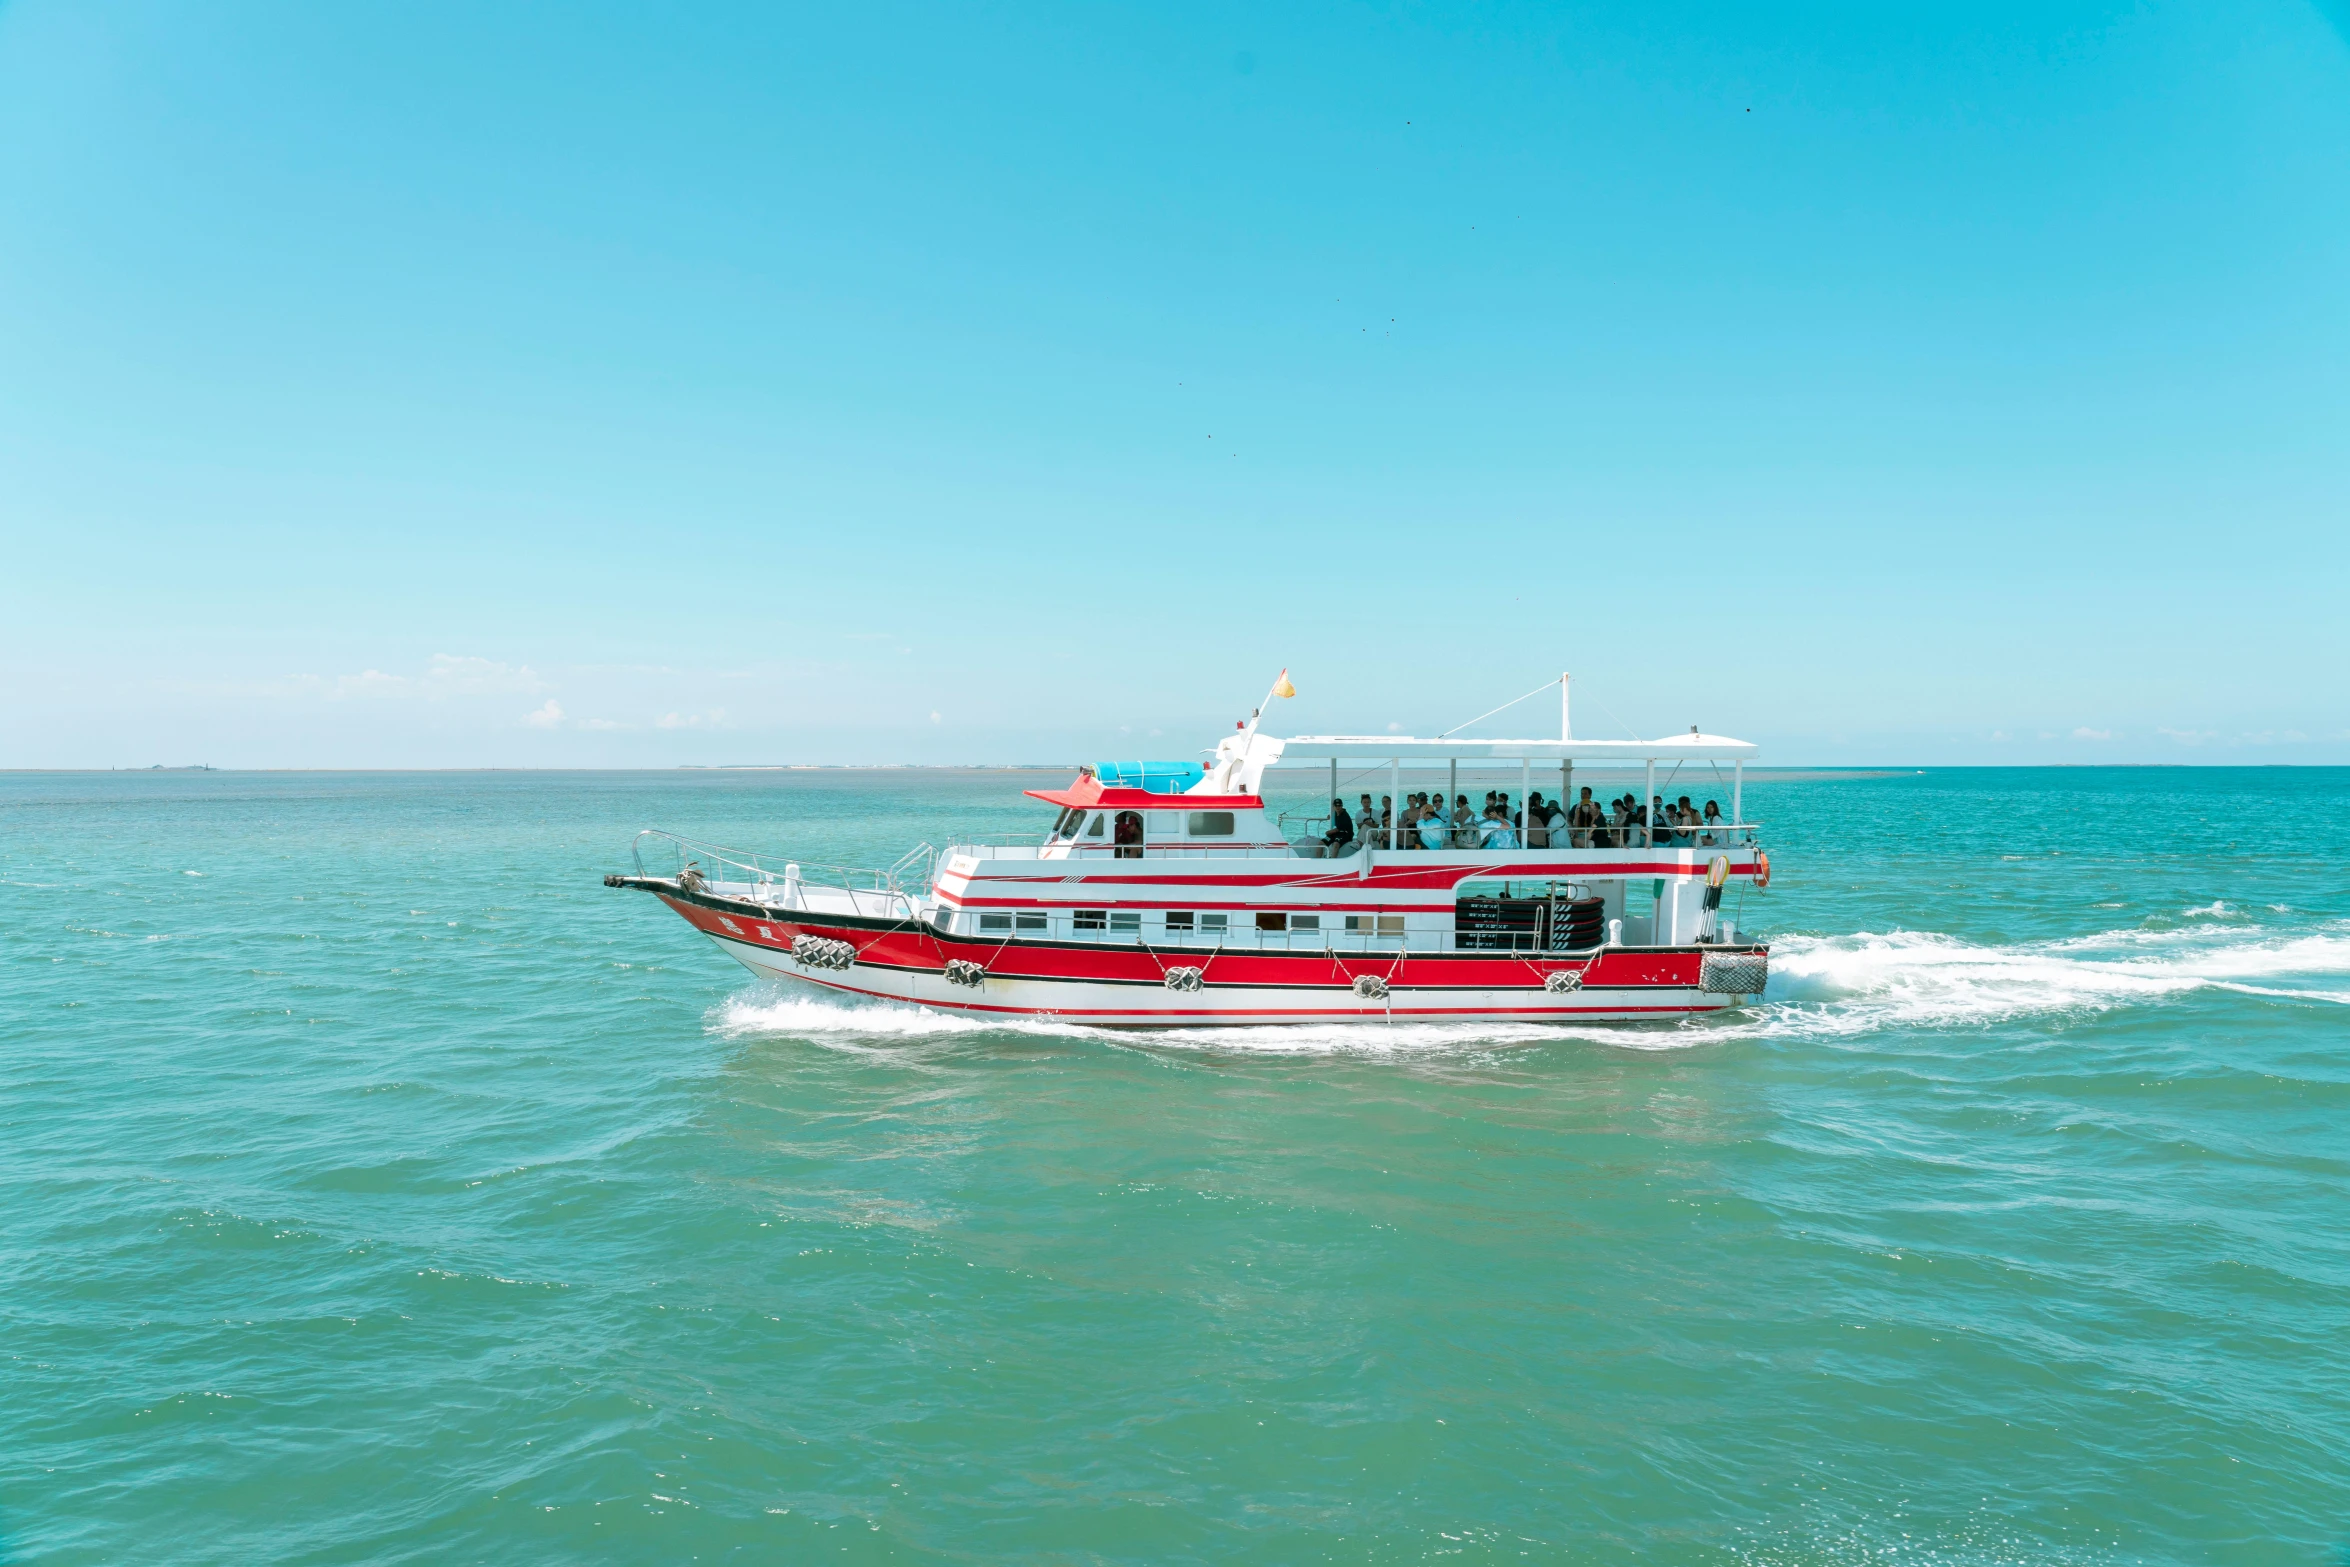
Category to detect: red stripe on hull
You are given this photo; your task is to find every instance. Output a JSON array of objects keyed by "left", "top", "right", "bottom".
[{"left": 736, "top": 963, "right": 1731, "bottom": 1026}]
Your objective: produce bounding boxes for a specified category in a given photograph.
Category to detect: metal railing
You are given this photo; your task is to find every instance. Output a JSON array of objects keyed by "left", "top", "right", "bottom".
[
  {"left": 630, "top": 830, "right": 935, "bottom": 922},
  {"left": 1279, "top": 808, "right": 1762, "bottom": 854}
]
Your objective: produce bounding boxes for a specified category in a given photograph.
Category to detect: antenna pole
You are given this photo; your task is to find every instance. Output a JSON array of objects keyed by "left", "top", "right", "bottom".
[{"left": 1560, "top": 672, "right": 1572, "bottom": 741}]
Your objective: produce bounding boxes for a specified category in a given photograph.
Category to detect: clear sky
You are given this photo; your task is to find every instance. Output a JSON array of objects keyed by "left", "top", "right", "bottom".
[{"left": 3, "top": 0, "right": 2346, "bottom": 768}]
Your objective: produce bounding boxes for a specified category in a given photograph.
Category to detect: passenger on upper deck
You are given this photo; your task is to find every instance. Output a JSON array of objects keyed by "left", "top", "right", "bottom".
[
  {"left": 1479, "top": 804, "right": 1519, "bottom": 850},
  {"left": 1570, "top": 788, "right": 1601, "bottom": 848},
  {"left": 1324, "top": 799, "right": 1354, "bottom": 856},
  {"left": 1417, "top": 800, "right": 1448, "bottom": 850},
  {"left": 1452, "top": 795, "right": 1475, "bottom": 847},
  {"left": 1523, "top": 791, "right": 1548, "bottom": 847}
]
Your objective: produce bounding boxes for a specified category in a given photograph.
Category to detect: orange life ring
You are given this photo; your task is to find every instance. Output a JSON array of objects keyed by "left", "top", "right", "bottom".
[{"left": 1753, "top": 851, "right": 1772, "bottom": 889}]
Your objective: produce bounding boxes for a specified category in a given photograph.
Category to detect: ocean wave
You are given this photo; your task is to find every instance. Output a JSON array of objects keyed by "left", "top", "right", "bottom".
[
  {"left": 1748, "top": 919, "right": 2350, "bottom": 1036},
  {"left": 711, "top": 990, "right": 1695, "bottom": 1057},
  {"left": 708, "top": 919, "right": 2350, "bottom": 1055}
]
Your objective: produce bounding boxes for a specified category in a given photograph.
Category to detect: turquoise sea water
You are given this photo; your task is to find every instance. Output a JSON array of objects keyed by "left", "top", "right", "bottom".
[{"left": 5, "top": 766, "right": 2348, "bottom": 1565}]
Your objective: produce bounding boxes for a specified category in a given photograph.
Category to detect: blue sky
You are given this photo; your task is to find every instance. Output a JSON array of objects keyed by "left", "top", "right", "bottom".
[{"left": 3, "top": 0, "right": 2346, "bottom": 767}]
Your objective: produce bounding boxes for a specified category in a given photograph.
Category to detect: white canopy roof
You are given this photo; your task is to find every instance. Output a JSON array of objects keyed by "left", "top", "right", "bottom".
[{"left": 1273, "top": 733, "right": 1758, "bottom": 762}]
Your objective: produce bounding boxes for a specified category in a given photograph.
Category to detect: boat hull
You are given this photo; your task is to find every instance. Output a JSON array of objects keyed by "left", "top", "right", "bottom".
[{"left": 655, "top": 890, "right": 1758, "bottom": 1029}]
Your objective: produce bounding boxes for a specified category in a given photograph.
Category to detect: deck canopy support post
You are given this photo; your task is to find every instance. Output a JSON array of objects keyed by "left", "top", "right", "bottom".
[
  {"left": 1448, "top": 757, "right": 1456, "bottom": 817},
  {"left": 1520, "top": 755, "right": 1531, "bottom": 837},
  {"left": 1733, "top": 759, "right": 1743, "bottom": 828},
  {"left": 1643, "top": 757, "right": 1656, "bottom": 847},
  {"left": 1330, "top": 757, "right": 1337, "bottom": 808},
  {"left": 1391, "top": 756, "right": 1401, "bottom": 850}
]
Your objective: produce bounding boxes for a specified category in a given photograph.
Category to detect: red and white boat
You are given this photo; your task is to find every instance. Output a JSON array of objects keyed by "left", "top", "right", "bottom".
[{"left": 606, "top": 676, "right": 1772, "bottom": 1027}]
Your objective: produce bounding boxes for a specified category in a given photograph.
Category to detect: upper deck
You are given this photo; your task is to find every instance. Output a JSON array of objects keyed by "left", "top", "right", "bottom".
[{"left": 967, "top": 725, "right": 1761, "bottom": 866}]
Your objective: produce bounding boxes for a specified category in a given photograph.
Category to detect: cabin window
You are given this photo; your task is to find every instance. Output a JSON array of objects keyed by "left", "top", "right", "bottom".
[
  {"left": 1084, "top": 814, "right": 1106, "bottom": 838},
  {"left": 1256, "top": 912, "right": 1287, "bottom": 931},
  {"left": 1113, "top": 811, "right": 1144, "bottom": 859},
  {"left": 1163, "top": 911, "right": 1195, "bottom": 931},
  {"left": 1110, "top": 911, "right": 1141, "bottom": 932},
  {"left": 1053, "top": 807, "right": 1085, "bottom": 838},
  {"left": 1200, "top": 913, "right": 1228, "bottom": 932},
  {"left": 1349, "top": 914, "right": 1405, "bottom": 936},
  {"left": 1379, "top": 915, "right": 1405, "bottom": 936},
  {"left": 1186, "top": 811, "right": 1235, "bottom": 836},
  {"left": 1073, "top": 909, "right": 1107, "bottom": 930},
  {"left": 980, "top": 914, "right": 1012, "bottom": 932},
  {"left": 1291, "top": 915, "right": 1320, "bottom": 932},
  {"left": 1016, "top": 913, "right": 1047, "bottom": 930}
]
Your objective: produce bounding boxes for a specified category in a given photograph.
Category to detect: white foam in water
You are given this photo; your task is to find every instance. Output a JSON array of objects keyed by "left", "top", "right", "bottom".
[
  {"left": 1753, "top": 919, "right": 2350, "bottom": 1037},
  {"left": 712, "top": 990, "right": 1688, "bottom": 1056},
  {"left": 710, "top": 918, "right": 2350, "bottom": 1054}
]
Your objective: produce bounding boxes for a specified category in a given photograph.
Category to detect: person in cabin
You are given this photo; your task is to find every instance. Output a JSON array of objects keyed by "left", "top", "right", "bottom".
[
  {"left": 1324, "top": 798, "right": 1355, "bottom": 856},
  {"left": 1113, "top": 810, "right": 1144, "bottom": 859}
]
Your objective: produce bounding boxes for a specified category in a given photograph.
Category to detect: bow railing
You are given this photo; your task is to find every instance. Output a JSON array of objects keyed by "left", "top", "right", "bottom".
[{"left": 629, "top": 830, "right": 935, "bottom": 921}]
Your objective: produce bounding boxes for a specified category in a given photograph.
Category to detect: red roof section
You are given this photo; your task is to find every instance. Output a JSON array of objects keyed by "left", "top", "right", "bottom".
[{"left": 1023, "top": 773, "right": 1261, "bottom": 810}]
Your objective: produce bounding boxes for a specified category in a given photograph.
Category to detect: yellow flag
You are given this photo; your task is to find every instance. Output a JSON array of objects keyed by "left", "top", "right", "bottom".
[{"left": 1272, "top": 670, "right": 1296, "bottom": 699}]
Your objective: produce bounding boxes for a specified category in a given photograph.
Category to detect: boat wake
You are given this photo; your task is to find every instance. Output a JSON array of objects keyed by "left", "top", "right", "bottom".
[
  {"left": 1747, "top": 916, "right": 2350, "bottom": 1039},
  {"left": 709, "top": 916, "right": 2350, "bottom": 1055}
]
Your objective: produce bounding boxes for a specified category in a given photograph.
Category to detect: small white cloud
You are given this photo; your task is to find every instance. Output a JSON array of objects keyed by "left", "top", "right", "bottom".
[
  {"left": 656, "top": 712, "right": 696, "bottom": 730},
  {"left": 524, "top": 700, "right": 565, "bottom": 729},
  {"left": 331, "top": 655, "right": 545, "bottom": 701},
  {"left": 336, "top": 669, "right": 410, "bottom": 699},
  {"left": 929, "top": 711, "right": 943, "bottom": 724},
  {"left": 428, "top": 654, "right": 545, "bottom": 695},
  {"left": 2158, "top": 727, "right": 2216, "bottom": 746},
  {"left": 580, "top": 717, "right": 630, "bottom": 731},
  {"left": 1387, "top": 722, "right": 1403, "bottom": 733},
  {"left": 2072, "top": 727, "right": 2113, "bottom": 741},
  {"left": 1990, "top": 730, "right": 2009, "bottom": 742}
]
